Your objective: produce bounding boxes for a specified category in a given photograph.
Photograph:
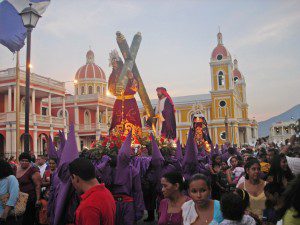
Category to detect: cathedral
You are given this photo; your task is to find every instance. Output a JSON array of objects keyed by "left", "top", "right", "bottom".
[{"left": 140, "top": 32, "right": 258, "bottom": 146}]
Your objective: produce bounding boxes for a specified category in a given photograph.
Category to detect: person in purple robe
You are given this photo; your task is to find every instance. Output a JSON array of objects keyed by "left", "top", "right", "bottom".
[
  {"left": 155, "top": 87, "right": 176, "bottom": 139},
  {"left": 108, "top": 50, "right": 142, "bottom": 137},
  {"left": 48, "top": 124, "right": 80, "bottom": 225},
  {"left": 111, "top": 132, "right": 145, "bottom": 225},
  {"left": 182, "top": 128, "right": 209, "bottom": 181}
]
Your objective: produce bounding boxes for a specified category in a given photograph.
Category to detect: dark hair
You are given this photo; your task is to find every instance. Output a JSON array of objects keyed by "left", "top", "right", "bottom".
[
  {"left": 230, "top": 156, "right": 238, "bottom": 163},
  {"left": 269, "top": 153, "right": 294, "bottom": 186},
  {"left": 221, "top": 192, "right": 244, "bottom": 221},
  {"left": 19, "top": 152, "right": 32, "bottom": 162},
  {"left": 264, "top": 182, "right": 284, "bottom": 195},
  {"left": 278, "top": 175, "right": 300, "bottom": 219},
  {"left": 0, "top": 159, "right": 14, "bottom": 179},
  {"left": 228, "top": 147, "right": 235, "bottom": 155},
  {"left": 244, "top": 158, "right": 260, "bottom": 180},
  {"left": 49, "top": 157, "right": 58, "bottom": 164},
  {"left": 211, "top": 154, "right": 221, "bottom": 163},
  {"left": 188, "top": 174, "right": 211, "bottom": 189},
  {"left": 69, "top": 158, "right": 96, "bottom": 181},
  {"left": 268, "top": 148, "right": 278, "bottom": 155},
  {"left": 234, "top": 188, "right": 250, "bottom": 211},
  {"left": 162, "top": 172, "right": 185, "bottom": 191}
]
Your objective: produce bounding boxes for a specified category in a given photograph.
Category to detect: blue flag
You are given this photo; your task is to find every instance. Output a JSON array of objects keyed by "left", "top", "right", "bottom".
[{"left": 0, "top": 0, "right": 50, "bottom": 53}]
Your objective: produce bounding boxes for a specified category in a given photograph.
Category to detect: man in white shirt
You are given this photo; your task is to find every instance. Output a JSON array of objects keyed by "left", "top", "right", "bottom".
[{"left": 36, "top": 155, "right": 48, "bottom": 178}]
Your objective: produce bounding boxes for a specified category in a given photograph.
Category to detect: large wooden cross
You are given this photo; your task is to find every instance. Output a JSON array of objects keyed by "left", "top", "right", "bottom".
[{"left": 115, "top": 31, "right": 156, "bottom": 131}]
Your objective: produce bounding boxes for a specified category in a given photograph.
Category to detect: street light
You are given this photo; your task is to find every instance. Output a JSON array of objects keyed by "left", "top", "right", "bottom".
[{"left": 20, "top": 4, "right": 41, "bottom": 153}]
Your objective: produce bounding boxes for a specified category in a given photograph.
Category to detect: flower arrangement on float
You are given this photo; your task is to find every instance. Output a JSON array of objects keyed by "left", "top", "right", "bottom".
[{"left": 82, "top": 130, "right": 177, "bottom": 160}]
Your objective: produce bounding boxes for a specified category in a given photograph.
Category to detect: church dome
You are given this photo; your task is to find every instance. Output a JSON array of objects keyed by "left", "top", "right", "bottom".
[
  {"left": 233, "top": 59, "right": 243, "bottom": 82},
  {"left": 211, "top": 32, "right": 231, "bottom": 61},
  {"left": 75, "top": 50, "right": 106, "bottom": 81}
]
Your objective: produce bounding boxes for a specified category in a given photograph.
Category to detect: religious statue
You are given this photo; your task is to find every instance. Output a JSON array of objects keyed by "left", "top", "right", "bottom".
[
  {"left": 108, "top": 50, "right": 142, "bottom": 137},
  {"left": 192, "top": 112, "right": 213, "bottom": 152},
  {"left": 155, "top": 87, "right": 176, "bottom": 139}
]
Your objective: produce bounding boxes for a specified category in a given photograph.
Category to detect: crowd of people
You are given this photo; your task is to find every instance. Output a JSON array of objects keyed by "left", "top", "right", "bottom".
[{"left": 0, "top": 130, "right": 299, "bottom": 225}]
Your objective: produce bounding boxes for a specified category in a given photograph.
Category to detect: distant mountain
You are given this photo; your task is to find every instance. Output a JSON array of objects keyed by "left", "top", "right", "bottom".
[{"left": 258, "top": 104, "right": 300, "bottom": 137}]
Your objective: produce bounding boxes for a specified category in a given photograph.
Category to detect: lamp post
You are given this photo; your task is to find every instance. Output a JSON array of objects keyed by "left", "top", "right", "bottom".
[{"left": 20, "top": 4, "right": 41, "bottom": 153}]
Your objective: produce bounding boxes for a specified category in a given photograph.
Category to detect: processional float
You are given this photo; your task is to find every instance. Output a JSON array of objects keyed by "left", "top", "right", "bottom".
[{"left": 114, "top": 31, "right": 156, "bottom": 132}]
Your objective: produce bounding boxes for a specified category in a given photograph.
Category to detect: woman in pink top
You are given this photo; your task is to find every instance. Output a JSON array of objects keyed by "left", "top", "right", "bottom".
[{"left": 158, "top": 172, "right": 189, "bottom": 225}]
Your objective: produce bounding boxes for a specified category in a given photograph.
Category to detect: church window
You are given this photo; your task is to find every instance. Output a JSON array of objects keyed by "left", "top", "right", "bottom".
[
  {"left": 88, "top": 86, "right": 93, "bottom": 94},
  {"left": 42, "top": 107, "right": 47, "bottom": 116},
  {"left": 220, "top": 132, "right": 226, "bottom": 140},
  {"left": 81, "top": 86, "right": 85, "bottom": 95},
  {"left": 97, "top": 86, "right": 101, "bottom": 94},
  {"left": 217, "top": 54, "right": 223, "bottom": 60},
  {"left": 218, "top": 71, "right": 225, "bottom": 86},
  {"left": 219, "top": 100, "right": 226, "bottom": 107},
  {"left": 234, "top": 77, "right": 239, "bottom": 83}
]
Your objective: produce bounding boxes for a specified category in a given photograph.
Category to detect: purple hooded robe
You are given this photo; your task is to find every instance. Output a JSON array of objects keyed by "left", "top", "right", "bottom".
[
  {"left": 112, "top": 132, "right": 145, "bottom": 225},
  {"left": 182, "top": 128, "right": 208, "bottom": 181},
  {"left": 51, "top": 124, "right": 79, "bottom": 225}
]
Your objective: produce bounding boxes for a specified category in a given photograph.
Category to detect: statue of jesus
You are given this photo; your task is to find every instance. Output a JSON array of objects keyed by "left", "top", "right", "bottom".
[{"left": 108, "top": 50, "right": 142, "bottom": 137}]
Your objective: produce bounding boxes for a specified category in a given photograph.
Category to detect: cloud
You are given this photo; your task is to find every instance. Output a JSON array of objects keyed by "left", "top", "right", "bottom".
[
  {"left": 39, "top": 1, "right": 142, "bottom": 38},
  {"left": 232, "top": 11, "right": 300, "bottom": 49}
]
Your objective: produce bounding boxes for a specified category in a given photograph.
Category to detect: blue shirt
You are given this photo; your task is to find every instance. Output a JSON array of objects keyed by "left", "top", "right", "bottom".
[
  {"left": 211, "top": 200, "right": 223, "bottom": 224},
  {"left": 0, "top": 175, "right": 19, "bottom": 215}
]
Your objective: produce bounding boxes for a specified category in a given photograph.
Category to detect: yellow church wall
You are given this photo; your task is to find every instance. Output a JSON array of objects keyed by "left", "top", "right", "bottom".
[
  {"left": 180, "top": 109, "right": 190, "bottom": 123},
  {"left": 212, "top": 65, "right": 229, "bottom": 91}
]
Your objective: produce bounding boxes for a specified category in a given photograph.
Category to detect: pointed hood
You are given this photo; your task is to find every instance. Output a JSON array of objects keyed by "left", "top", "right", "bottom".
[
  {"left": 114, "top": 132, "right": 132, "bottom": 185},
  {"left": 57, "top": 130, "right": 66, "bottom": 159},
  {"left": 117, "top": 131, "right": 132, "bottom": 167},
  {"left": 47, "top": 136, "right": 57, "bottom": 159},
  {"left": 182, "top": 128, "right": 197, "bottom": 166},
  {"left": 54, "top": 124, "right": 79, "bottom": 225},
  {"left": 150, "top": 133, "right": 164, "bottom": 167},
  {"left": 176, "top": 140, "right": 183, "bottom": 160},
  {"left": 58, "top": 124, "right": 78, "bottom": 168}
]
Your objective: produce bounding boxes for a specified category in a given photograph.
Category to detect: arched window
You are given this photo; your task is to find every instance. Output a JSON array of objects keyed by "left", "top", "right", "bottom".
[
  {"left": 102, "top": 86, "right": 106, "bottom": 96},
  {"left": 97, "top": 86, "right": 101, "bottom": 94},
  {"left": 84, "top": 110, "right": 91, "bottom": 125},
  {"left": 75, "top": 87, "right": 78, "bottom": 95},
  {"left": 218, "top": 71, "right": 225, "bottom": 86},
  {"left": 88, "top": 86, "right": 93, "bottom": 94},
  {"left": 57, "top": 109, "right": 69, "bottom": 125},
  {"left": 81, "top": 86, "right": 85, "bottom": 95},
  {"left": 21, "top": 98, "right": 26, "bottom": 112}
]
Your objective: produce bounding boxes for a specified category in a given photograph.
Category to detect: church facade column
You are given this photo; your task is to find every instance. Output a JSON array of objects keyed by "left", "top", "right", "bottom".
[
  {"left": 8, "top": 86, "right": 12, "bottom": 112},
  {"left": 96, "top": 105, "right": 100, "bottom": 140},
  {"left": 5, "top": 123, "right": 11, "bottom": 156},
  {"left": 74, "top": 105, "right": 80, "bottom": 150},
  {"left": 33, "top": 129, "right": 38, "bottom": 156},
  {"left": 13, "top": 86, "right": 16, "bottom": 111}
]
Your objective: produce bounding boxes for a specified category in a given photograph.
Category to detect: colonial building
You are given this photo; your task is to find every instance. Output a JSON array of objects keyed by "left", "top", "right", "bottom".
[
  {"left": 269, "top": 120, "right": 296, "bottom": 144},
  {"left": 0, "top": 50, "right": 114, "bottom": 157},
  {"left": 140, "top": 32, "right": 258, "bottom": 146}
]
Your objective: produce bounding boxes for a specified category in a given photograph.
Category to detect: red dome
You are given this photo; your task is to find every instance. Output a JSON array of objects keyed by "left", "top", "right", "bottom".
[
  {"left": 211, "top": 32, "right": 231, "bottom": 60},
  {"left": 233, "top": 69, "right": 242, "bottom": 79},
  {"left": 75, "top": 63, "right": 106, "bottom": 81},
  {"left": 233, "top": 59, "right": 242, "bottom": 79},
  {"left": 75, "top": 50, "right": 106, "bottom": 81},
  {"left": 211, "top": 45, "right": 230, "bottom": 60}
]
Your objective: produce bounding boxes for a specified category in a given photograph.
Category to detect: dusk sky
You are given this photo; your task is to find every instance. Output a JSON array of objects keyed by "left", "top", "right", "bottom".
[{"left": 0, "top": 0, "right": 299, "bottom": 122}]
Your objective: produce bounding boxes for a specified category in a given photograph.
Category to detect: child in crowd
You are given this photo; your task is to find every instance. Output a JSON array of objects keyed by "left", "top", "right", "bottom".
[{"left": 220, "top": 192, "right": 256, "bottom": 225}]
